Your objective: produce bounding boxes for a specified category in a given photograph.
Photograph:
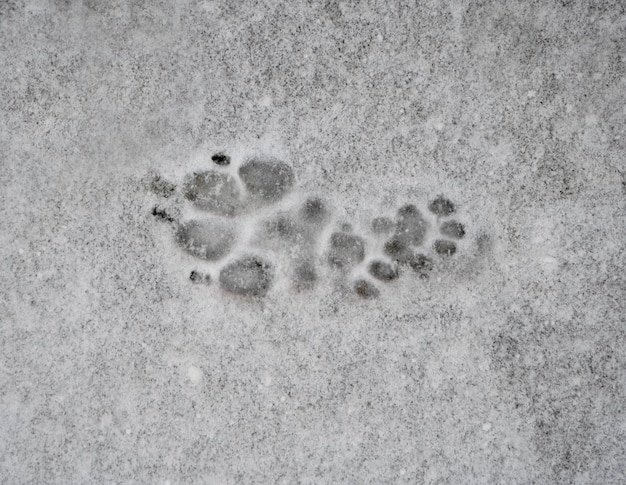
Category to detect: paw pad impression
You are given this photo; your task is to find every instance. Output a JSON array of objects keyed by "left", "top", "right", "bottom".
[
  {"left": 219, "top": 256, "right": 274, "bottom": 297},
  {"left": 183, "top": 171, "right": 241, "bottom": 216},
  {"left": 239, "top": 157, "right": 295, "bottom": 204}
]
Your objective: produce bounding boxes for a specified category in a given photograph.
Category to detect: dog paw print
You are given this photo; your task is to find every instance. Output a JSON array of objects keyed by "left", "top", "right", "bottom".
[
  {"left": 149, "top": 153, "right": 318, "bottom": 297},
  {"left": 148, "top": 152, "right": 470, "bottom": 300},
  {"left": 344, "top": 195, "right": 468, "bottom": 298}
]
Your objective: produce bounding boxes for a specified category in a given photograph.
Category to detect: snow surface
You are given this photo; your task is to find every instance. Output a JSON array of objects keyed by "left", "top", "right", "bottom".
[{"left": 1, "top": 1, "right": 625, "bottom": 483}]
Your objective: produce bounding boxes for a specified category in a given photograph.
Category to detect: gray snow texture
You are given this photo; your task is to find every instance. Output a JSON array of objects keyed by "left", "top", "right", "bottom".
[{"left": 1, "top": 1, "right": 625, "bottom": 484}]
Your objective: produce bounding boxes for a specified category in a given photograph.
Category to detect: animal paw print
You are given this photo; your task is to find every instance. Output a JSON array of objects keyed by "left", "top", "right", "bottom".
[
  {"left": 342, "top": 194, "right": 467, "bottom": 298},
  {"left": 149, "top": 153, "right": 303, "bottom": 297},
  {"left": 148, "top": 152, "right": 469, "bottom": 299}
]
